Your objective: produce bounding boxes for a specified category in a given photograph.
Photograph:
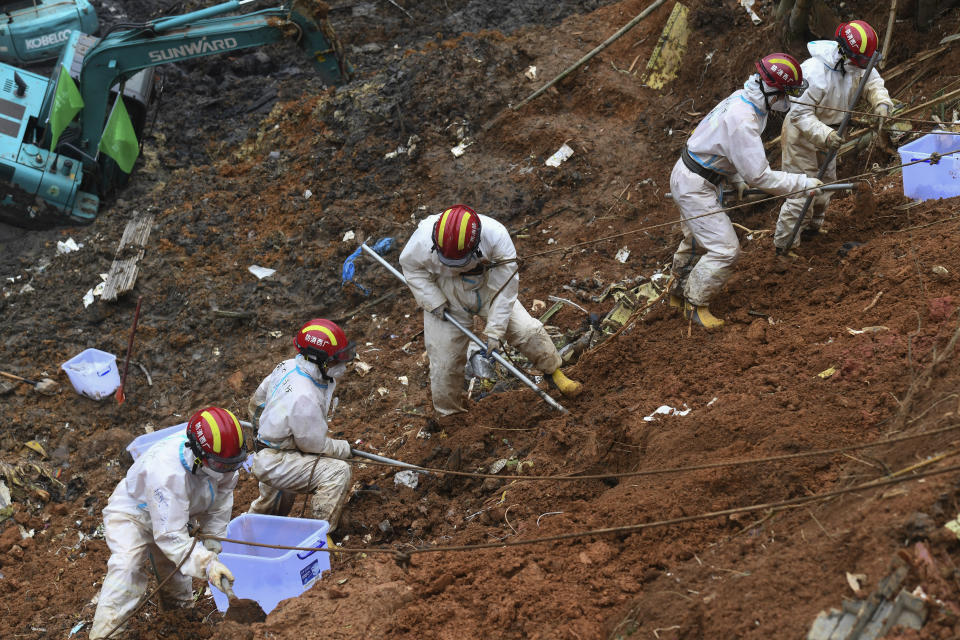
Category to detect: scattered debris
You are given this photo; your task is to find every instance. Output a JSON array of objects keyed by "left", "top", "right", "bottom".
[
  {"left": 615, "top": 247, "right": 631, "bottom": 263},
  {"left": 641, "top": 2, "right": 689, "bottom": 90},
  {"left": 0, "top": 370, "right": 59, "bottom": 395},
  {"left": 101, "top": 213, "right": 154, "bottom": 302},
  {"left": 818, "top": 367, "right": 837, "bottom": 379},
  {"left": 931, "top": 265, "right": 951, "bottom": 281},
  {"left": 22, "top": 441, "right": 47, "bottom": 458},
  {"left": 343, "top": 230, "right": 356, "bottom": 243},
  {"left": 643, "top": 404, "right": 690, "bottom": 422},
  {"left": 739, "top": 0, "right": 762, "bottom": 25},
  {"left": 83, "top": 275, "right": 108, "bottom": 308},
  {"left": 394, "top": 470, "right": 419, "bottom": 489},
  {"left": 847, "top": 326, "right": 890, "bottom": 335},
  {"left": 56, "top": 238, "right": 82, "bottom": 254},
  {"left": 524, "top": 65, "right": 538, "bottom": 80},
  {"left": 397, "top": 376, "right": 409, "bottom": 386},
  {"left": 354, "top": 361, "right": 372, "bottom": 377},
  {"left": 451, "top": 140, "right": 474, "bottom": 157},
  {"left": 545, "top": 143, "right": 574, "bottom": 167},
  {"left": 248, "top": 265, "right": 276, "bottom": 280}
]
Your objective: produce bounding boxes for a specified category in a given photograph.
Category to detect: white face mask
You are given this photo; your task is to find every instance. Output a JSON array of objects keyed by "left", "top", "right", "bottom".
[{"left": 326, "top": 362, "right": 347, "bottom": 380}]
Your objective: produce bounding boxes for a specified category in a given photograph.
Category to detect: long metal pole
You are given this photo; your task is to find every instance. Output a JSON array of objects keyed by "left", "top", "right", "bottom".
[
  {"left": 783, "top": 50, "right": 880, "bottom": 253},
  {"left": 351, "top": 448, "right": 428, "bottom": 473},
  {"left": 360, "top": 243, "right": 568, "bottom": 414}
]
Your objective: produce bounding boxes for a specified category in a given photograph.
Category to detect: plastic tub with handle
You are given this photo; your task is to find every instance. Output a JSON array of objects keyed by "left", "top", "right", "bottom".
[
  {"left": 60, "top": 348, "right": 121, "bottom": 400},
  {"left": 898, "top": 132, "right": 960, "bottom": 201},
  {"left": 210, "top": 513, "right": 330, "bottom": 614}
]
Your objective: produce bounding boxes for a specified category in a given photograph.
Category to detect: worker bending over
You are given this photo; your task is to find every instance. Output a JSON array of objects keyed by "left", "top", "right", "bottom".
[
  {"left": 90, "top": 408, "right": 246, "bottom": 639},
  {"left": 247, "top": 318, "right": 355, "bottom": 531},
  {"left": 399, "top": 204, "right": 582, "bottom": 415},
  {"left": 669, "top": 53, "right": 822, "bottom": 329},
  {"left": 774, "top": 20, "right": 893, "bottom": 257}
]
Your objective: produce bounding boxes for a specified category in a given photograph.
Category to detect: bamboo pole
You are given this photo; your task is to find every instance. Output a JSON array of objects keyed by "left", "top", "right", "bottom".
[{"left": 880, "top": 0, "right": 898, "bottom": 70}]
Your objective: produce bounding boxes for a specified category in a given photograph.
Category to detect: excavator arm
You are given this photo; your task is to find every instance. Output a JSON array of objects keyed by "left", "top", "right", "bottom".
[{"left": 61, "top": 0, "right": 348, "bottom": 161}]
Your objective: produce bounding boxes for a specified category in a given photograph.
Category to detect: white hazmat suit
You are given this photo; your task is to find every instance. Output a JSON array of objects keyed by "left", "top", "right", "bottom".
[
  {"left": 671, "top": 75, "right": 813, "bottom": 306},
  {"left": 89, "top": 435, "right": 237, "bottom": 639},
  {"left": 775, "top": 40, "right": 892, "bottom": 250},
  {"left": 399, "top": 213, "right": 563, "bottom": 415},
  {"left": 247, "top": 355, "right": 352, "bottom": 529}
]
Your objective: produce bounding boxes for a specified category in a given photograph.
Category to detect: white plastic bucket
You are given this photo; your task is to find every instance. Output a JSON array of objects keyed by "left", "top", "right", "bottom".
[
  {"left": 60, "top": 348, "right": 121, "bottom": 400},
  {"left": 211, "top": 513, "right": 330, "bottom": 614}
]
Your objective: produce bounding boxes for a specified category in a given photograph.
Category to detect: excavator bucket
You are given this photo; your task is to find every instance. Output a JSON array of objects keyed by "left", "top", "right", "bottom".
[{"left": 290, "top": 0, "right": 352, "bottom": 85}]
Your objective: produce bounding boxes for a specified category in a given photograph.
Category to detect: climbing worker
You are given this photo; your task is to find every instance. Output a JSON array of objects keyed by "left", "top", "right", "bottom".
[
  {"left": 668, "top": 53, "right": 823, "bottom": 329},
  {"left": 398, "top": 204, "right": 582, "bottom": 415},
  {"left": 89, "top": 407, "right": 246, "bottom": 639},
  {"left": 247, "top": 318, "right": 355, "bottom": 531},
  {"left": 774, "top": 20, "right": 893, "bottom": 257}
]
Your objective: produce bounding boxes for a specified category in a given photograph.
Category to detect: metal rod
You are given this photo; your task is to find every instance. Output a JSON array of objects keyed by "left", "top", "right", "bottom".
[
  {"left": 783, "top": 51, "right": 880, "bottom": 253},
  {"left": 664, "top": 183, "right": 856, "bottom": 199},
  {"left": 360, "top": 243, "right": 568, "bottom": 413},
  {"left": 351, "top": 448, "right": 428, "bottom": 473}
]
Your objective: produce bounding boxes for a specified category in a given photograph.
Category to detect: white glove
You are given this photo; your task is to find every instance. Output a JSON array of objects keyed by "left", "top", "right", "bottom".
[
  {"left": 802, "top": 178, "right": 824, "bottom": 197},
  {"left": 331, "top": 438, "right": 352, "bottom": 460},
  {"left": 485, "top": 336, "right": 502, "bottom": 355},
  {"left": 825, "top": 131, "right": 842, "bottom": 150},
  {"left": 203, "top": 538, "right": 222, "bottom": 554},
  {"left": 429, "top": 304, "right": 447, "bottom": 320},
  {"left": 874, "top": 103, "right": 891, "bottom": 117},
  {"left": 206, "top": 559, "right": 234, "bottom": 594}
]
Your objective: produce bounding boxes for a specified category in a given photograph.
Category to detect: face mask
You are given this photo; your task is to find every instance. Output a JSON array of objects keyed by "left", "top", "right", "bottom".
[
  {"left": 768, "top": 94, "right": 791, "bottom": 112},
  {"left": 325, "top": 362, "right": 347, "bottom": 380},
  {"left": 758, "top": 78, "right": 791, "bottom": 113},
  {"left": 200, "top": 465, "right": 226, "bottom": 481}
]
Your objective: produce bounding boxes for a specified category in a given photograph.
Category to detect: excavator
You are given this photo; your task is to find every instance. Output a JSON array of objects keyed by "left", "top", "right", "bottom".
[
  {"left": 0, "top": 0, "right": 350, "bottom": 228},
  {"left": 0, "top": 0, "right": 98, "bottom": 64}
]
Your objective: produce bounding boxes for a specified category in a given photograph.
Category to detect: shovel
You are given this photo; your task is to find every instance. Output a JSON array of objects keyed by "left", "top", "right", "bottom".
[{"left": 0, "top": 370, "right": 60, "bottom": 395}]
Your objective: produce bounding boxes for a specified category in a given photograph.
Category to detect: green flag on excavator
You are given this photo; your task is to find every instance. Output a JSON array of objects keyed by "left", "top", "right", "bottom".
[
  {"left": 98, "top": 95, "right": 139, "bottom": 174},
  {"left": 48, "top": 65, "right": 84, "bottom": 152}
]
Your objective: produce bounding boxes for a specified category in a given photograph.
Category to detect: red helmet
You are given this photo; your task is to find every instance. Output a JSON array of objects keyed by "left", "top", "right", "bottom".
[
  {"left": 835, "top": 20, "right": 878, "bottom": 68},
  {"left": 185, "top": 407, "right": 247, "bottom": 474},
  {"left": 432, "top": 205, "right": 481, "bottom": 267},
  {"left": 295, "top": 318, "right": 356, "bottom": 366},
  {"left": 755, "top": 53, "right": 808, "bottom": 97}
]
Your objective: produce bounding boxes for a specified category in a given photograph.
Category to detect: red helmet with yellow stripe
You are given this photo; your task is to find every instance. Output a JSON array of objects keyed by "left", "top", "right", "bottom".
[
  {"left": 295, "top": 318, "right": 356, "bottom": 366},
  {"left": 186, "top": 407, "right": 247, "bottom": 474},
  {"left": 755, "top": 53, "right": 807, "bottom": 97},
  {"left": 432, "top": 204, "right": 481, "bottom": 267},
  {"left": 835, "top": 20, "right": 878, "bottom": 68}
]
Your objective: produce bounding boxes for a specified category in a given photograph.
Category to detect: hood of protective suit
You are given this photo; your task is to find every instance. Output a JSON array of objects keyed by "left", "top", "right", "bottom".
[
  {"left": 742, "top": 73, "right": 790, "bottom": 113},
  {"left": 808, "top": 40, "right": 843, "bottom": 69}
]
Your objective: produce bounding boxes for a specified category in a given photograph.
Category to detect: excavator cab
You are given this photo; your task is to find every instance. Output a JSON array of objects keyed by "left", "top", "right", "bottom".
[{"left": 0, "top": 0, "right": 98, "bottom": 64}]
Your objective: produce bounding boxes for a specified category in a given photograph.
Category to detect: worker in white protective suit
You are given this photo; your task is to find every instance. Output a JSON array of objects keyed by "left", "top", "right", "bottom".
[
  {"left": 774, "top": 20, "right": 893, "bottom": 256},
  {"left": 399, "top": 204, "right": 582, "bottom": 416},
  {"left": 90, "top": 407, "right": 247, "bottom": 639},
  {"left": 668, "top": 53, "right": 823, "bottom": 329},
  {"left": 247, "top": 318, "right": 355, "bottom": 531}
]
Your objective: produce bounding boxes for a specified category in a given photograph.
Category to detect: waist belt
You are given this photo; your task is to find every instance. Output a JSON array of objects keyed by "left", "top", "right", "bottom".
[{"left": 681, "top": 148, "right": 724, "bottom": 186}]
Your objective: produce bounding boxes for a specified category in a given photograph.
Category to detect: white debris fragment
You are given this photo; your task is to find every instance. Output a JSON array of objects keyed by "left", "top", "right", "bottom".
[
  {"left": 615, "top": 247, "right": 631, "bottom": 263},
  {"left": 377, "top": 387, "right": 389, "bottom": 397},
  {"left": 524, "top": 65, "right": 538, "bottom": 81},
  {"left": 342, "top": 230, "right": 356, "bottom": 243},
  {"left": 354, "top": 361, "right": 372, "bottom": 377},
  {"left": 451, "top": 140, "right": 474, "bottom": 157},
  {"left": 545, "top": 143, "right": 574, "bottom": 167},
  {"left": 739, "top": 0, "right": 762, "bottom": 24},
  {"left": 303, "top": 189, "right": 313, "bottom": 199},
  {"left": 397, "top": 376, "right": 409, "bottom": 386},
  {"left": 0, "top": 480, "right": 10, "bottom": 510},
  {"left": 248, "top": 265, "right": 276, "bottom": 280},
  {"left": 57, "top": 238, "right": 82, "bottom": 254},
  {"left": 269, "top": 330, "right": 283, "bottom": 339},
  {"left": 394, "top": 470, "right": 419, "bottom": 489},
  {"left": 643, "top": 404, "right": 691, "bottom": 422}
]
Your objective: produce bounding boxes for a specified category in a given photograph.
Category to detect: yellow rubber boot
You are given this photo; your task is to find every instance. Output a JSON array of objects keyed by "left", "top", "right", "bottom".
[
  {"left": 550, "top": 369, "right": 583, "bottom": 397},
  {"left": 684, "top": 301, "right": 724, "bottom": 329}
]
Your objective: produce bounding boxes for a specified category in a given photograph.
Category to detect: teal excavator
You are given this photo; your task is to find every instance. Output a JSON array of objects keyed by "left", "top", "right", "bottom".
[
  {"left": 0, "top": 0, "right": 350, "bottom": 228},
  {"left": 0, "top": 0, "right": 98, "bottom": 64}
]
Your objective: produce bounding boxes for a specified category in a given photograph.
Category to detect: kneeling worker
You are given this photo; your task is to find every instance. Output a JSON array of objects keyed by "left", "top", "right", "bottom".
[
  {"left": 399, "top": 204, "right": 582, "bottom": 416},
  {"left": 247, "top": 318, "right": 355, "bottom": 530},
  {"left": 90, "top": 407, "right": 246, "bottom": 639}
]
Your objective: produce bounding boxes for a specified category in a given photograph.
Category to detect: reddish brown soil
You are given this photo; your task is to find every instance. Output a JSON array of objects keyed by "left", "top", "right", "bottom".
[{"left": 2, "top": 1, "right": 960, "bottom": 639}]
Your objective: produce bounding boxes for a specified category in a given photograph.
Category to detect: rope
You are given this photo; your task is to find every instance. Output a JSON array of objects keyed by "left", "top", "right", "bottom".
[
  {"left": 787, "top": 99, "right": 959, "bottom": 126},
  {"left": 100, "top": 537, "right": 199, "bottom": 639},
  {"left": 484, "top": 147, "right": 960, "bottom": 268},
  {"left": 346, "top": 423, "right": 960, "bottom": 482},
  {"left": 200, "top": 460, "right": 960, "bottom": 560}
]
